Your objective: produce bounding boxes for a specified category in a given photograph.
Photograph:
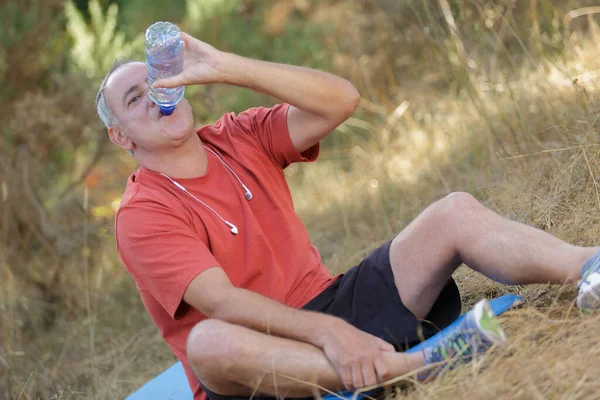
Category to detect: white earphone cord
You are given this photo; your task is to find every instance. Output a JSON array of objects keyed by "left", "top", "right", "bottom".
[
  {"left": 160, "top": 173, "right": 239, "bottom": 235},
  {"left": 159, "top": 147, "right": 252, "bottom": 235},
  {"left": 203, "top": 147, "right": 253, "bottom": 200}
]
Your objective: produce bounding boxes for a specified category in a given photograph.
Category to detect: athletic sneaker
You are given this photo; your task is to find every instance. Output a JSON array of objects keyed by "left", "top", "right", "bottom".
[
  {"left": 577, "top": 249, "right": 600, "bottom": 312},
  {"left": 419, "top": 299, "right": 506, "bottom": 381}
]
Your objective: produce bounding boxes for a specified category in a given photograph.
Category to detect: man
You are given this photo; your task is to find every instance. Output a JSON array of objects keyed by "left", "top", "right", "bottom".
[{"left": 97, "top": 31, "right": 600, "bottom": 399}]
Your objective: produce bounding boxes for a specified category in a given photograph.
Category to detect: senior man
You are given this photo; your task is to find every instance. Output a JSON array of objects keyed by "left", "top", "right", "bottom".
[{"left": 96, "top": 31, "right": 600, "bottom": 400}]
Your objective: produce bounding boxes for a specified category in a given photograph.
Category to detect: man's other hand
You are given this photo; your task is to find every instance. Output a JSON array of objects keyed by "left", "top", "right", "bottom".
[{"left": 322, "top": 318, "right": 395, "bottom": 391}]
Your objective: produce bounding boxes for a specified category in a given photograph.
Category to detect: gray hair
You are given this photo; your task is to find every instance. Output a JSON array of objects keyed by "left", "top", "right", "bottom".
[
  {"left": 95, "top": 58, "right": 137, "bottom": 128},
  {"left": 96, "top": 58, "right": 137, "bottom": 156}
]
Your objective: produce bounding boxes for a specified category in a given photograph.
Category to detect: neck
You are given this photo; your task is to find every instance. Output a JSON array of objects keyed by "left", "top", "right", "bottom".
[{"left": 136, "top": 133, "right": 208, "bottom": 178}]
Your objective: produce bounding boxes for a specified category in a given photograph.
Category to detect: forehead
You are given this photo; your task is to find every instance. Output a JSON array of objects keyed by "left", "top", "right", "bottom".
[{"left": 104, "top": 62, "right": 147, "bottom": 108}]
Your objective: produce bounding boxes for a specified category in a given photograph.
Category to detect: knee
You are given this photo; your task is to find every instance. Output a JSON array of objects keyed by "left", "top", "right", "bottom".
[
  {"left": 187, "top": 319, "right": 236, "bottom": 381},
  {"left": 442, "top": 191, "right": 480, "bottom": 208},
  {"left": 434, "top": 192, "right": 482, "bottom": 223}
]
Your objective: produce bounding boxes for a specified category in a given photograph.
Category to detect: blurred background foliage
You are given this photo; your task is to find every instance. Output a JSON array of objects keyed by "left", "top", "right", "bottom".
[{"left": 2, "top": 0, "right": 600, "bottom": 398}]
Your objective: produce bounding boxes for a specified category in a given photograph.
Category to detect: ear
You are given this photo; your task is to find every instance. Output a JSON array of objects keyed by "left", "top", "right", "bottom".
[{"left": 108, "top": 126, "right": 134, "bottom": 151}]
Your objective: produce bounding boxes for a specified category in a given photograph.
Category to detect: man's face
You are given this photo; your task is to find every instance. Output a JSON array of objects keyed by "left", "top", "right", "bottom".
[{"left": 104, "top": 62, "right": 194, "bottom": 154}]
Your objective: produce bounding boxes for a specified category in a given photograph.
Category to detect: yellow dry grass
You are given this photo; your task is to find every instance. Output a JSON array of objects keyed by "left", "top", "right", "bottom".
[{"left": 389, "top": 300, "right": 600, "bottom": 400}]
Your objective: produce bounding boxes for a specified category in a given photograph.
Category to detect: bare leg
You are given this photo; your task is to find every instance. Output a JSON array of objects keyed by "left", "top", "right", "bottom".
[
  {"left": 390, "top": 192, "right": 599, "bottom": 319},
  {"left": 187, "top": 319, "right": 425, "bottom": 396}
]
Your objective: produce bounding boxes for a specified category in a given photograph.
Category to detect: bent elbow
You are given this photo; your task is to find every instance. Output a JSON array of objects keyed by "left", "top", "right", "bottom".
[{"left": 343, "top": 84, "right": 360, "bottom": 118}]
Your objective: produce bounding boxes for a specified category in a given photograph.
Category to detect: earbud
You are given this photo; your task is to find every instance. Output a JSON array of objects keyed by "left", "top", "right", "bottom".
[
  {"left": 162, "top": 172, "right": 241, "bottom": 236},
  {"left": 204, "top": 147, "right": 253, "bottom": 201},
  {"left": 225, "top": 221, "right": 239, "bottom": 235},
  {"left": 242, "top": 184, "right": 253, "bottom": 200}
]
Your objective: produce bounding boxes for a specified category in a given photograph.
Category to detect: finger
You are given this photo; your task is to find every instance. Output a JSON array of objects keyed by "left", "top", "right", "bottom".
[
  {"left": 153, "top": 75, "right": 185, "bottom": 89},
  {"left": 361, "top": 359, "right": 378, "bottom": 387},
  {"left": 378, "top": 338, "right": 395, "bottom": 352},
  {"left": 181, "top": 32, "right": 193, "bottom": 44},
  {"left": 374, "top": 356, "right": 391, "bottom": 383},
  {"left": 340, "top": 366, "right": 353, "bottom": 391},
  {"left": 352, "top": 363, "right": 364, "bottom": 390}
]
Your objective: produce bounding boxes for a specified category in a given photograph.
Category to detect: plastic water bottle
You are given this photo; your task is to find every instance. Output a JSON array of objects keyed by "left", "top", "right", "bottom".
[{"left": 145, "top": 22, "right": 185, "bottom": 116}]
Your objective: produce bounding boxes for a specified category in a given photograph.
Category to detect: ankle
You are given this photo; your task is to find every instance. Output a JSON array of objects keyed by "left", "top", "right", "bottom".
[
  {"left": 580, "top": 247, "right": 600, "bottom": 278},
  {"left": 384, "top": 351, "right": 424, "bottom": 377}
]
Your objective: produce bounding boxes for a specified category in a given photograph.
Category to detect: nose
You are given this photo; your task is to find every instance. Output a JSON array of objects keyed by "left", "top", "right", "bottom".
[{"left": 147, "top": 94, "right": 156, "bottom": 108}]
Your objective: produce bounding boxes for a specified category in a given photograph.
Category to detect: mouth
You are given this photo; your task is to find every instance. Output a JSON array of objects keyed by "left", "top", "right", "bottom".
[{"left": 158, "top": 105, "right": 175, "bottom": 119}]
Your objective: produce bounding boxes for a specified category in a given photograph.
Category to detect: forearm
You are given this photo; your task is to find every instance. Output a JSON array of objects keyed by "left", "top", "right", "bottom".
[
  {"left": 210, "top": 286, "right": 337, "bottom": 348},
  {"left": 216, "top": 52, "right": 359, "bottom": 119}
]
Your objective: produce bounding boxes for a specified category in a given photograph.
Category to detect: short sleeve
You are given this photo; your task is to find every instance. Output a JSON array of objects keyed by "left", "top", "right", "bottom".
[
  {"left": 115, "top": 200, "right": 219, "bottom": 319},
  {"left": 235, "top": 103, "right": 319, "bottom": 169}
]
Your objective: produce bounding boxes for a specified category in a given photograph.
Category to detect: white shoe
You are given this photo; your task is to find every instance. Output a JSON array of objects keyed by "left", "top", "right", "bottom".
[{"left": 577, "top": 249, "right": 600, "bottom": 312}]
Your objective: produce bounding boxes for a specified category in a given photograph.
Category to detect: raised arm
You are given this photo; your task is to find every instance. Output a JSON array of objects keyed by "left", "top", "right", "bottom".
[{"left": 153, "top": 32, "right": 360, "bottom": 153}]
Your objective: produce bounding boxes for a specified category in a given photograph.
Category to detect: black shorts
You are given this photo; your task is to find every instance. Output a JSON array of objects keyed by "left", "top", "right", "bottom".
[{"left": 202, "top": 238, "right": 462, "bottom": 400}]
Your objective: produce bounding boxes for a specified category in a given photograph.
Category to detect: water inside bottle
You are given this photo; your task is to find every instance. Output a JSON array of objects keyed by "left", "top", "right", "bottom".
[{"left": 145, "top": 22, "right": 185, "bottom": 114}]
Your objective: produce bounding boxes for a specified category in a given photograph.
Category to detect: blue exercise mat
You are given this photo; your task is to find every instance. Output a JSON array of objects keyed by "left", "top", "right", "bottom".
[
  {"left": 126, "top": 294, "right": 523, "bottom": 400},
  {"left": 126, "top": 361, "right": 191, "bottom": 400}
]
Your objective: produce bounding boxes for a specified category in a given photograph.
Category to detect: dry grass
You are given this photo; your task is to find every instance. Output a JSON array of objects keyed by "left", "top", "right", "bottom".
[
  {"left": 402, "top": 302, "right": 600, "bottom": 399},
  {"left": 4, "top": 1, "right": 600, "bottom": 399},
  {"left": 286, "top": 8, "right": 600, "bottom": 397}
]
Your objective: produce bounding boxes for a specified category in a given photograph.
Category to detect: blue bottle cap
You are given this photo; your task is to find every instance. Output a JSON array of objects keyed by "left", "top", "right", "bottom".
[{"left": 160, "top": 105, "right": 175, "bottom": 116}]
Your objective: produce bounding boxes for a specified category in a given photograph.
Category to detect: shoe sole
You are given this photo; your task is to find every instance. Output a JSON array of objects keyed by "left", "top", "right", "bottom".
[
  {"left": 473, "top": 299, "right": 506, "bottom": 345},
  {"left": 578, "top": 271, "right": 600, "bottom": 312}
]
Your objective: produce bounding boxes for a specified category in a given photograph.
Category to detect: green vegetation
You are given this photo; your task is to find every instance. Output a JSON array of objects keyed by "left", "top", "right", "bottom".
[{"left": 2, "top": 0, "right": 600, "bottom": 398}]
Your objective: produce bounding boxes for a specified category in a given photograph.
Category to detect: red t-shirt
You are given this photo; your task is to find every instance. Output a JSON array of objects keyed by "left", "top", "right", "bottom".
[{"left": 116, "top": 103, "right": 335, "bottom": 399}]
